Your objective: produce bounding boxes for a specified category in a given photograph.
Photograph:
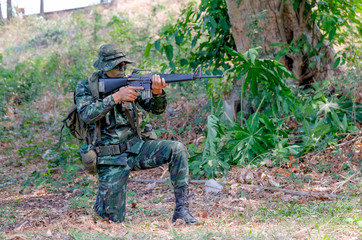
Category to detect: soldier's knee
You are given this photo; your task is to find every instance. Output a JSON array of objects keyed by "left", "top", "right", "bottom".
[{"left": 172, "top": 141, "right": 187, "bottom": 153}]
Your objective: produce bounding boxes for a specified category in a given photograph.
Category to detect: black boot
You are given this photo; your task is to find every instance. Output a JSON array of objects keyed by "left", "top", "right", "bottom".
[{"left": 172, "top": 187, "right": 198, "bottom": 224}]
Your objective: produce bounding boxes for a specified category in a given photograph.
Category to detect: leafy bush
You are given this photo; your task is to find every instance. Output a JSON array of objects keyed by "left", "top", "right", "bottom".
[
  {"left": 145, "top": 0, "right": 235, "bottom": 99},
  {"left": 151, "top": 0, "right": 361, "bottom": 178},
  {"left": 188, "top": 48, "right": 360, "bottom": 178}
]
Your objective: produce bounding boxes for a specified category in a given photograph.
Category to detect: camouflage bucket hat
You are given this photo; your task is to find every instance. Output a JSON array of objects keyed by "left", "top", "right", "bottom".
[{"left": 93, "top": 44, "right": 133, "bottom": 71}]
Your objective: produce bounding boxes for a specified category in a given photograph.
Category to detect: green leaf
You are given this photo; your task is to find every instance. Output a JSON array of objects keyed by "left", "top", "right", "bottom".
[
  {"left": 250, "top": 112, "right": 260, "bottom": 133},
  {"left": 226, "top": 46, "right": 242, "bottom": 58},
  {"left": 293, "top": 0, "right": 300, "bottom": 12},
  {"left": 333, "top": 57, "right": 341, "bottom": 68},
  {"left": 202, "top": 114, "right": 222, "bottom": 161},
  {"left": 154, "top": 40, "right": 161, "bottom": 51},
  {"left": 180, "top": 58, "right": 189, "bottom": 66},
  {"left": 210, "top": 17, "right": 218, "bottom": 29},
  {"left": 357, "top": 4, "right": 362, "bottom": 13},
  {"left": 243, "top": 71, "right": 252, "bottom": 92},
  {"left": 248, "top": 48, "right": 258, "bottom": 64},
  {"left": 303, "top": 119, "right": 312, "bottom": 137},
  {"left": 250, "top": 75, "right": 258, "bottom": 96},
  {"left": 329, "top": 27, "right": 337, "bottom": 42},
  {"left": 331, "top": 111, "right": 342, "bottom": 130},
  {"left": 342, "top": 114, "right": 348, "bottom": 132},
  {"left": 191, "top": 36, "right": 198, "bottom": 48},
  {"left": 270, "top": 43, "right": 283, "bottom": 47},
  {"left": 144, "top": 43, "right": 152, "bottom": 58},
  {"left": 164, "top": 45, "right": 174, "bottom": 62},
  {"left": 219, "top": 17, "right": 229, "bottom": 31},
  {"left": 175, "top": 35, "right": 183, "bottom": 45},
  {"left": 316, "top": 41, "right": 324, "bottom": 49},
  {"left": 201, "top": 0, "right": 208, "bottom": 8},
  {"left": 275, "top": 51, "right": 284, "bottom": 61}
]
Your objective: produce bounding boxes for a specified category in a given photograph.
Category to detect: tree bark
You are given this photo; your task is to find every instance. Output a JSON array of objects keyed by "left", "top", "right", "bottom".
[
  {"left": 0, "top": 3, "right": 5, "bottom": 24},
  {"left": 6, "top": 0, "right": 12, "bottom": 20},
  {"left": 225, "top": 0, "right": 337, "bottom": 85},
  {"left": 40, "top": 0, "right": 44, "bottom": 16}
]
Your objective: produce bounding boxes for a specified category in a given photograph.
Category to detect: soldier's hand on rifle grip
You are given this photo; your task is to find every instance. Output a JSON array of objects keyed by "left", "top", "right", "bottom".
[
  {"left": 112, "top": 86, "right": 144, "bottom": 104},
  {"left": 152, "top": 74, "right": 166, "bottom": 95}
]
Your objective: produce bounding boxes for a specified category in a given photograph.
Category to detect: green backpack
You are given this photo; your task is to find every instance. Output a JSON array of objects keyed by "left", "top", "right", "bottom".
[
  {"left": 59, "top": 72, "right": 100, "bottom": 146},
  {"left": 59, "top": 73, "right": 101, "bottom": 175}
]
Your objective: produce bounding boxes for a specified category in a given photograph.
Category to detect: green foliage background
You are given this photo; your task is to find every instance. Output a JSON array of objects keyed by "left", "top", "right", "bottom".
[
  {"left": 0, "top": 0, "right": 361, "bottom": 186},
  {"left": 149, "top": 0, "right": 361, "bottom": 178}
]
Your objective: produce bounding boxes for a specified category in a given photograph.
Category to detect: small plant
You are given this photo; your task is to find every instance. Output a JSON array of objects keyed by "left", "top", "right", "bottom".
[
  {"left": 0, "top": 206, "right": 16, "bottom": 227},
  {"left": 344, "top": 215, "right": 362, "bottom": 227},
  {"left": 127, "top": 190, "right": 137, "bottom": 204},
  {"left": 69, "top": 193, "right": 92, "bottom": 209}
]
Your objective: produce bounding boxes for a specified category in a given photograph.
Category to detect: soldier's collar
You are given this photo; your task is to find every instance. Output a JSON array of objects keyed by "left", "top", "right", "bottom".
[{"left": 99, "top": 71, "right": 107, "bottom": 78}]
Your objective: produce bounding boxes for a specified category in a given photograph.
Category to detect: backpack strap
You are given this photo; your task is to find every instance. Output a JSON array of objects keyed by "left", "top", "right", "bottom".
[
  {"left": 59, "top": 121, "right": 66, "bottom": 148},
  {"left": 124, "top": 102, "right": 142, "bottom": 140},
  {"left": 58, "top": 105, "right": 79, "bottom": 148},
  {"left": 87, "top": 72, "right": 102, "bottom": 145}
]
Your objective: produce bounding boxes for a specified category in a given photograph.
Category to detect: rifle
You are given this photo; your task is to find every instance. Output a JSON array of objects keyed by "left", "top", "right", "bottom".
[{"left": 98, "top": 66, "right": 224, "bottom": 99}]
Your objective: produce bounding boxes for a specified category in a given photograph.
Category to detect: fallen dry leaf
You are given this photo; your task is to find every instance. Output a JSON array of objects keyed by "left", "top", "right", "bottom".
[
  {"left": 202, "top": 210, "right": 208, "bottom": 218},
  {"left": 173, "top": 218, "right": 186, "bottom": 226}
]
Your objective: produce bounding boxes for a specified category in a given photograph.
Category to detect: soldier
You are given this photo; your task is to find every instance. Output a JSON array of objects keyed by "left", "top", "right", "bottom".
[{"left": 75, "top": 44, "right": 198, "bottom": 224}]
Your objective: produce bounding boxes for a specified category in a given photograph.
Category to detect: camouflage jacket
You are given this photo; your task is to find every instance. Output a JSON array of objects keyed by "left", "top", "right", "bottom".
[{"left": 75, "top": 71, "right": 167, "bottom": 150}]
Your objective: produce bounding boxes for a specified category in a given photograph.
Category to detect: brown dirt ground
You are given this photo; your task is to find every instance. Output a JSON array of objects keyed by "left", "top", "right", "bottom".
[{"left": 0, "top": 137, "right": 361, "bottom": 239}]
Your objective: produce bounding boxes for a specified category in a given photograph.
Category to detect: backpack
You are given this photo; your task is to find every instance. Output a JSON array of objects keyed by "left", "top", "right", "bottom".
[{"left": 59, "top": 73, "right": 100, "bottom": 146}]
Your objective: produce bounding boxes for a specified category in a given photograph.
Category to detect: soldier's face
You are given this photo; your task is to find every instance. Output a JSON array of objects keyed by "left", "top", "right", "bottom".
[
  {"left": 117, "top": 62, "right": 127, "bottom": 73},
  {"left": 105, "top": 62, "right": 127, "bottom": 78}
]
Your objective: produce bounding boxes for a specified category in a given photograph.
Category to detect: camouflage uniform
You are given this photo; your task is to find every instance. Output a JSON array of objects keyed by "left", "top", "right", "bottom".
[{"left": 75, "top": 44, "right": 190, "bottom": 223}]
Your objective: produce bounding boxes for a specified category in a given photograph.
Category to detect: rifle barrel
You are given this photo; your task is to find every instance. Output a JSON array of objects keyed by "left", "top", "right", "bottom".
[
  {"left": 159, "top": 74, "right": 194, "bottom": 83},
  {"left": 197, "top": 75, "right": 224, "bottom": 79},
  {"left": 159, "top": 73, "right": 224, "bottom": 83}
]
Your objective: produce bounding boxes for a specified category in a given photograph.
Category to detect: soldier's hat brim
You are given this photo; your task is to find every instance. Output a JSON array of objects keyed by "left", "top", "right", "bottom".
[{"left": 93, "top": 56, "right": 133, "bottom": 71}]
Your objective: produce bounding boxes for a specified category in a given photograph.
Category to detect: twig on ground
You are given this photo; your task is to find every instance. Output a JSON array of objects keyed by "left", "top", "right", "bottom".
[
  {"left": 300, "top": 136, "right": 362, "bottom": 160},
  {"left": 334, "top": 136, "right": 362, "bottom": 148},
  {"left": 331, "top": 173, "right": 358, "bottom": 194},
  {"left": 129, "top": 179, "right": 345, "bottom": 198},
  {"left": 129, "top": 179, "right": 207, "bottom": 184}
]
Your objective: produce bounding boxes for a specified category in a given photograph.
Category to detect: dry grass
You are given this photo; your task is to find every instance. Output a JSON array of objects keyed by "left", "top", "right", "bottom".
[
  {"left": 0, "top": 0, "right": 189, "bottom": 68},
  {"left": 0, "top": 168, "right": 361, "bottom": 240}
]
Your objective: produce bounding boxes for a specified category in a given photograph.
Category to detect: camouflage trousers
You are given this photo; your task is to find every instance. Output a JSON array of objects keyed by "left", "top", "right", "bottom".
[{"left": 93, "top": 139, "right": 189, "bottom": 222}]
